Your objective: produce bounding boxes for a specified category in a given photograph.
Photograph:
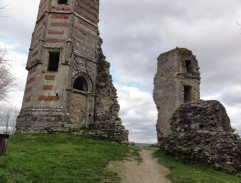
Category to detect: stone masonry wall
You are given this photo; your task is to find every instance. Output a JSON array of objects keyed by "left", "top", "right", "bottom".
[
  {"left": 160, "top": 100, "right": 241, "bottom": 173},
  {"left": 90, "top": 38, "right": 129, "bottom": 143},
  {"left": 16, "top": 0, "right": 129, "bottom": 143},
  {"left": 153, "top": 48, "right": 200, "bottom": 142}
]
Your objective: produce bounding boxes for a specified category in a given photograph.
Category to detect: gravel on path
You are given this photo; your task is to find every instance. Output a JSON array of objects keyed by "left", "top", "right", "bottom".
[{"left": 107, "top": 149, "right": 172, "bottom": 183}]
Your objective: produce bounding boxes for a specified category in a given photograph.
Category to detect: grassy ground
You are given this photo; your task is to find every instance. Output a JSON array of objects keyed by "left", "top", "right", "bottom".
[
  {"left": 1, "top": 135, "right": 240, "bottom": 183},
  {"left": 0, "top": 133, "right": 139, "bottom": 183},
  {"left": 153, "top": 148, "right": 241, "bottom": 183}
]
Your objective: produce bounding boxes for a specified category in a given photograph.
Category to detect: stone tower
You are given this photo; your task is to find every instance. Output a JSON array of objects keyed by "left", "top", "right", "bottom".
[
  {"left": 153, "top": 48, "right": 200, "bottom": 142},
  {"left": 16, "top": 0, "right": 128, "bottom": 142}
]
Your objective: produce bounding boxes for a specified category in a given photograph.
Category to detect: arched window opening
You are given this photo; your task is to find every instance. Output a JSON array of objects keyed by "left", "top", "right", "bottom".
[{"left": 73, "top": 77, "right": 88, "bottom": 92}]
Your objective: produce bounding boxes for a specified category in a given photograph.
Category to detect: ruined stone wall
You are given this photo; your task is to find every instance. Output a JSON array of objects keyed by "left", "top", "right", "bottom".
[
  {"left": 160, "top": 100, "right": 241, "bottom": 173},
  {"left": 153, "top": 48, "right": 200, "bottom": 142},
  {"left": 90, "top": 38, "right": 129, "bottom": 143}
]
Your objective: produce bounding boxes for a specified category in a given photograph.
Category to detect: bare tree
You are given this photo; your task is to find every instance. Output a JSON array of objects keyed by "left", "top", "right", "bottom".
[
  {"left": 0, "top": 49, "right": 15, "bottom": 101},
  {"left": 0, "top": 1, "right": 17, "bottom": 136},
  {"left": 0, "top": 1, "right": 15, "bottom": 100},
  {"left": 0, "top": 105, "right": 18, "bottom": 134}
]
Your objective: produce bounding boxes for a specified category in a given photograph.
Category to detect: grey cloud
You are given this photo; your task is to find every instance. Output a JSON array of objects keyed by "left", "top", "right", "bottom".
[
  {"left": 100, "top": 0, "right": 241, "bottom": 90},
  {"left": 0, "top": 0, "right": 39, "bottom": 49},
  {"left": 1, "top": 0, "right": 241, "bottom": 142},
  {"left": 99, "top": 0, "right": 241, "bottom": 139},
  {"left": 116, "top": 85, "right": 157, "bottom": 143},
  {"left": 219, "top": 87, "right": 241, "bottom": 107}
]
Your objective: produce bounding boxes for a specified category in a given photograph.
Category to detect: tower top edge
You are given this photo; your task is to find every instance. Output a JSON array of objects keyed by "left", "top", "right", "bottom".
[{"left": 158, "top": 47, "right": 194, "bottom": 58}]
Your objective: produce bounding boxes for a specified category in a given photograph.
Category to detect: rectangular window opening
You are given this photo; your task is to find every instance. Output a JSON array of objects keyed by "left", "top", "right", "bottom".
[
  {"left": 185, "top": 60, "right": 192, "bottom": 73},
  {"left": 48, "top": 52, "right": 60, "bottom": 72},
  {"left": 58, "top": 0, "right": 68, "bottom": 4},
  {"left": 184, "top": 85, "right": 192, "bottom": 103}
]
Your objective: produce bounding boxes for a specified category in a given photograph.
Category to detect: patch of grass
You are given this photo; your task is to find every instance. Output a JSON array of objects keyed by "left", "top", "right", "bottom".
[
  {"left": 143, "top": 146, "right": 159, "bottom": 151},
  {"left": 128, "top": 146, "right": 142, "bottom": 163},
  {"left": 0, "top": 133, "right": 137, "bottom": 183},
  {"left": 154, "top": 150, "right": 241, "bottom": 183}
]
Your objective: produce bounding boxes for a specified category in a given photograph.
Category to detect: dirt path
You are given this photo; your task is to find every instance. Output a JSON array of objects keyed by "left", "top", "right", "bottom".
[{"left": 107, "top": 149, "right": 172, "bottom": 183}]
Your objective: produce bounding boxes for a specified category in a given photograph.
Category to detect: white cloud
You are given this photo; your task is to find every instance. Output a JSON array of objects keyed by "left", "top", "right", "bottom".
[
  {"left": 99, "top": 0, "right": 241, "bottom": 138},
  {"left": 226, "top": 106, "right": 241, "bottom": 134},
  {"left": 116, "top": 85, "right": 157, "bottom": 143},
  {"left": 0, "top": 0, "right": 38, "bottom": 108},
  {"left": 0, "top": 0, "right": 39, "bottom": 49},
  {"left": 0, "top": 40, "right": 28, "bottom": 109}
]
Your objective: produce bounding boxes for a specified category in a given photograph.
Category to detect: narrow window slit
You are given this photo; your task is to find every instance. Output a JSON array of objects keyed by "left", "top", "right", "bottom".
[
  {"left": 185, "top": 60, "right": 192, "bottom": 73},
  {"left": 184, "top": 85, "right": 192, "bottom": 103},
  {"left": 48, "top": 52, "right": 60, "bottom": 72},
  {"left": 58, "top": 0, "right": 68, "bottom": 4}
]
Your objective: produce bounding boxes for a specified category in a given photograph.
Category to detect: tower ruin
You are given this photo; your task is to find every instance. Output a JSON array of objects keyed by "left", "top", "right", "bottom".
[
  {"left": 16, "top": 0, "right": 128, "bottom": 142},
  {"left": 153, "top": 48, "right": 241, "bottom": 173},
  {"left": 153, "top": 48, "right": 200, "bottom": 142}
]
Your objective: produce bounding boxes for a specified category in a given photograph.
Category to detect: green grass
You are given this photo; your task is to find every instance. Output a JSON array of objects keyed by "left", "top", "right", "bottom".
[
  {"left": 2, "top": 134, "right": 240, "bottom": 183},
  {"left": 0, "top": 133, "right": 139, "bottom": 183},
  {"left": 153, "top": 149, "right": 241, "bottom": 183}
]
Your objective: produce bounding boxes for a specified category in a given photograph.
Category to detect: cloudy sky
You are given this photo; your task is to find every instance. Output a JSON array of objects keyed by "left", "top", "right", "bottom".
[{"left": 0, "top": 0, "right": 241, "bottom": 143}]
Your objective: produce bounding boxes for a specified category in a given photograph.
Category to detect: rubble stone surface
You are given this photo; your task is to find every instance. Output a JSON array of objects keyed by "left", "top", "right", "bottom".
[
  {"left": 160, "top": 100, "right": 241, "bottom": 173},
  {"left": 90, "top": 38, "right": 129, "bottom": 143}
]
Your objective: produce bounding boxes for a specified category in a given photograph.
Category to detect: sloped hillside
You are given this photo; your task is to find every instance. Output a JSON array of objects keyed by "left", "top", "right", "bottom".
[{"left": 0, "top": 133, "right": 137, "bottom": 183}]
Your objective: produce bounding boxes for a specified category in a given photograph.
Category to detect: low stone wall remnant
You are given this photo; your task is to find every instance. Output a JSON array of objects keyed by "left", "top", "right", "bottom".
[{"left": 160, "top": 100, "right": 241, "bottom": 173}]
